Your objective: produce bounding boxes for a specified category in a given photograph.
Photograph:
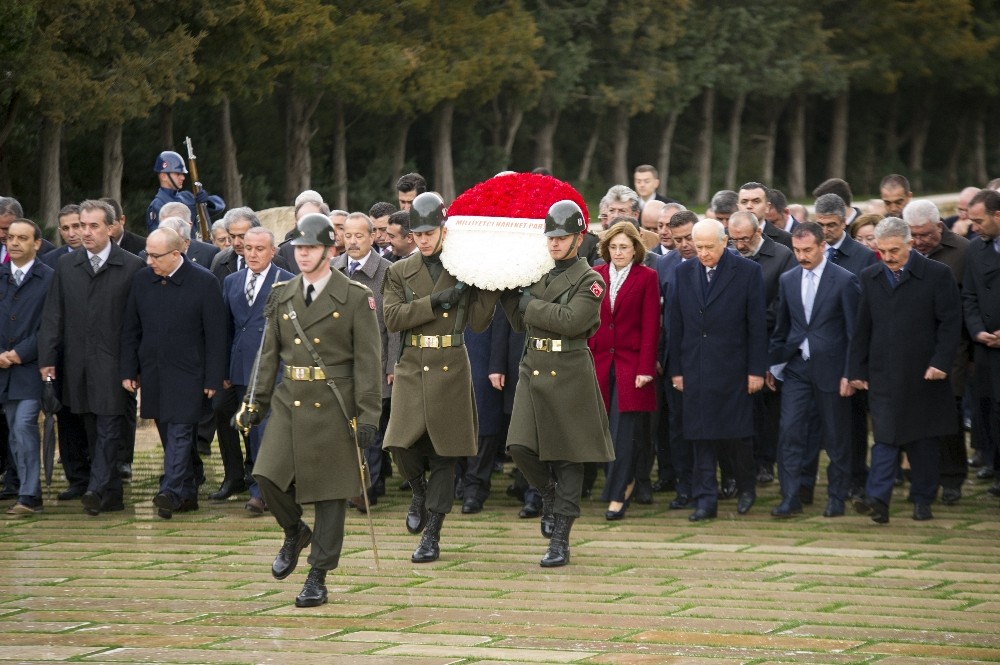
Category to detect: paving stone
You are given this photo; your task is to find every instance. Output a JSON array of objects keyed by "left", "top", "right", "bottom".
[
  {"left": 375, "top": 644, "right": 599, "bottom": 662},
  {"left": 854, "top": 641, "right": 1000, "bottom": 660},
  {"left": 82, "top": 647, "right": 459, "bottom": 664},
  {"left": 411, "top": 622, "right": 627, "bottom": 642},
  {"left": 337, "top": 631, "right": 491, "bottom": 646},
  {"left": 0, "top": 645, "right": 105, "bottom": 660},
  {"left": 785, "top": 624, "right": 1000, "bottom": 648},
  {"left": 628, "top": 630, "right": 862, "bottom": 652}
]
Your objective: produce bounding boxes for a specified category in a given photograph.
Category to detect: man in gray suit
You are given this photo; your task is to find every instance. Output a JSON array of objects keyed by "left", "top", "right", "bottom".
[{"left": 332, "top": 212, "right": 400, "bottom": 510}]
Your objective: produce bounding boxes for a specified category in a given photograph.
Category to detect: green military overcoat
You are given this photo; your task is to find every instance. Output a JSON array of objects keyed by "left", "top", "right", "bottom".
[
  {"left": 502, "top": 259, "right": 615, "bottom": 463},
  {"left": 252, "top": 271, "right": 382, "bottom": 504},
  {"left": 382, "top": 254, "right": 499, "bottom": 457}
]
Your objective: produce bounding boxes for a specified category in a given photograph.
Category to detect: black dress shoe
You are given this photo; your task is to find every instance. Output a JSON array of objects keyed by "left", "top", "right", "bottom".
[
  {"left": 605, "top": 504, "right": 627, "bottom": 521},
  {"left": 798, "top": 485, "right": 815, "bottom": 505},
  {"left": 101, "top": 495, "right": 126, "bottom": 513},
  {"left": 176, "top": 498, "right": 199, "bottom": 513},
  {"left": 518, "top": 501, "right": 541, "bottom": 518},
  {"left": 633, "top": 481, "right": 653, "bottom": 505},
  {"left": 736, "top": 492, "right": 755, "bottom": 515},
  {"left": 847, "top": 485, "right": 864, "bottom": 500},
  {"left": 669, "top": 494, "right": 690, "bottom": 510},
  {"left": 853, "top": 496, "right": 889, "bottom": 524},
  {"left": 461, "top": 498, "right": 482, "bottom": 514},
  {"left": 688, "top": 507, "right": 717, "bottom": 522},
  {"left": 118, "top": 463, "right": 132, "bottom": 482},
  {"left": 244, "top": 496, "right": 266, "bottom": 515},
  {"left": 770, "top": 498, "right": 802, "bottom": 518},
  {"left": 208, "top": 478, "right": 248, "bottom": 501},
  {"left": 823, "top": 497, "right": 845, "bottom": 518},
  {"left": 57, "top": 487, "right": 86, "bottom": 501},
  {"left": 976, "top": 467, "right": 995, "bottom": 480},
  {"left": 652, "top": 478, "right": 676, "bottom": 493},
  {"left": 153, "top": 491, "right": 180, "bottom": 519},
  {"left": 272, "top": 521, "right": 312, "bottom": 580},
  {"left": 0, "top": 489, "right": 17, "bottom": 500},
  {"left": 756, "top": 465, "right": 774, "bottom": 484},
  {"left": 940, "top": 487, "right": 961, "bottom": 505},
  {"left": 969, "top": 450, "right": 985, "bottom": 468},
  {"left": 405, "top": 476, "right": 427, "bottom": 534},
  {"left": 295, "top": 567, "right": 328, "bottom": 608},
  {"left": 720, "top": 478, "right": 737, "bottom": 499},
  {"left": 913, "top": 503, "right": 933, "bottom": 521},
  {"left": 988, "top": 481, "right": 1000, "bottom": 497},
  {"left": 81, "top": 491, "right": 102, "bottom": 516},
  {"left": 411, "top": 512, "right": 444, "bottom": 563}
]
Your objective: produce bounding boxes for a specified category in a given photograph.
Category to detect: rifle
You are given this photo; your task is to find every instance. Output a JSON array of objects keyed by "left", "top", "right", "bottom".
[{"left": 183, "top": 136, "right": 212, "bottom": 241}]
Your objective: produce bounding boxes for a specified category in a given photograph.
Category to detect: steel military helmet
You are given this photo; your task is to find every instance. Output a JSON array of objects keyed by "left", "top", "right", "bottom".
[
  {"left": 290, "top": 213, "right": 336, "bottom": 246},
  {"left": 409, "top": 192, "right": 446, "bottom": 233},
  {"left": 544, "top": 200, "right": 586, "bottom": 237},
  {"left": 153, "top": 150, "right": 188, "bottom": 174}
]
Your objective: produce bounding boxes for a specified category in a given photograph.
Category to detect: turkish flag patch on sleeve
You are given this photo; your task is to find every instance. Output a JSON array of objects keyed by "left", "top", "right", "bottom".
[
  {"left": 590, "top": 282, "right": 604, "bottom": 298},
  {"left": 368, "top": 297, "right": 376, "bottom": 310}
]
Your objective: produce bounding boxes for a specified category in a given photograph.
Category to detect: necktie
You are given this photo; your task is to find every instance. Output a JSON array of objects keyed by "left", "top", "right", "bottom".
[
  {"left": 800, "top": 270, "right": 816, "bottom": 360},
  {"left": 90, "top": 255, "right": 102, "bottom": 273},
  {"left": 13, "top": 269, "right": 23, "bottom": 286},
  {"left": 245, "top": 272, "right": 259, "bottom": 305},
  {"left": 238, "top": 256, "right": 244, "bottom": 271},
  {"left": 706, "top": 267, "right": 715, "bottom": 283},
  {"left": 892, "top": 269, "right": 903, "bottom": 284},
  {"left": 305, "top": 283, "right": 314, "bottom": 306},
  {"left": 993, "top": 238, "right": 1000, "bottom": 254},
  {"left": 348, "top": 260, "right": 360, "bottom": 277},
  {"left": 826, "top": 247, "right": 835, "bottom": 262}
]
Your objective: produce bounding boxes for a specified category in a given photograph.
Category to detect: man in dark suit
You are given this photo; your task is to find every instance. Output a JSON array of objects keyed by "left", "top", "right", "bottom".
[
  {"left": 332, "top": 212, "right": 398, "bottom": 511},
  {"left": 39, "top": 199, "right": 144, "bottom": 516},
  {"left": 633, "top": 165, "right": 676, "bottom": 208},
  {"left": 221, "top": 226, "right": 293, "bottom": 514},
  {"left": 812, "top": 192, "right": 879, "bottom": 500},
  {"left": 650, "top": 203, "right": 685, "bottom": 257},
  {"left": 766, "top": 189, "right": 799, "bottom": 233},
  {"left": 0, "top": 197, "right": 55, "bottom": 260},
  {"left": 208, "top": 208, "right": 291, "bottom": 501},
  {"left": 156, "top": 202, "right": 220, "bottom": 268},
  {"left": 101, "top": 198, "right": 146, "bottom": 256},
  {"left": 121, "top": 228, "right": 228, "bottom": 519},
  {"left": 904, "top": 199, "right": 971, "bottom": 504},
  {"left": 851, "top": 217, "right": 960, "bottom": 523},
  {"left": 768, "top": 222, "right": 860, "bottom": 518},
  {"left": 668, "top": 219, "right": 768, "bottom": 521},
  {"left": 963, "top": 189, "right": 1000, "bottom": 495},
  {"left": 42, "top": 205, "right": 83, "bottom": 269},
  {"left": 737, "top": 182, "right": 792, "bottom": 249},
  {"left": 0, "top": 220, "right": 53, "bottom": 515},
  {"left": 728, "top": 211, "right": 796, "bottom": 485}
]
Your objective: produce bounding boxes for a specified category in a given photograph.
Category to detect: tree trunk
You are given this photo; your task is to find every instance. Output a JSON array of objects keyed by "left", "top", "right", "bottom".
[
  {"left": 283, "top": 89, "right": 322, "bottom": 204},
  {"left": 390, "top": 119, "right": 411, "bottom": 189},
  {"left": 724, "top": 91, "right": 746, "bottom": 190},
  {"left": 432, "top": 101, "right": 456, "bottom": 202},
  {"left": 533, "top": 109, "right": 559, "bottom": 173},
  {"left": 694, "top": 87, "right": 716, "bottom": 206},
  {"left": 944, "top": 112, "right": 967, "bottom": 190},
  {"left": 760, "top": 99, "right": 786, "bottom": 188},
  {"left": 101, "top": 122, "right": 123, "bottom": 203},
  {"left": 577, "top": 117, "right": 601, "bottom": 185},
  {"left": 220, "top": 94, "right": 242, "bottom": 208},
  {"left": 884, "top": 92, "right": 900, "bottom": 161},
  {"left": 610, "top": 105, "right": 630, "bottom": 186},
  {"left": 907, "top": 95, "right": 932, "bottom": 193},
  {"left": 39, "top": 117, "right": 62, "bottom": 232},
  {"left": 502, "top": 107, "right": 523, "bottom": 168},
  {"left": 332, "top": 100, "right": 348, "bottom": 210},
  {"left": 656, "top": 109, "right": 679, "bottom": 196},
  {"left": 787, "top": 93, "right": 807, "bottom": 199},
  {"left": 973, "top": 104, "right": 988, "bottom": 185},
  {"left": 159, "top": 103, "right": 174, "bottom": 150},
  {"left": 826, "top": 89, "right": 849, "bottom": 179}
]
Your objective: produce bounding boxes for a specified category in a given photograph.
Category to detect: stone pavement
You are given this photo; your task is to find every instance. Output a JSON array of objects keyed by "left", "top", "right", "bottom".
[{"left": 3, "top": 431, "right": 1000, "bottom": 664}]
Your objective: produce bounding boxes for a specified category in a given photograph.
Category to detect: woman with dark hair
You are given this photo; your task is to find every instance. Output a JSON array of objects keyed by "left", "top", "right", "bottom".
[{"left": 589, "top": 221, "right": 661, "bottom": 520}]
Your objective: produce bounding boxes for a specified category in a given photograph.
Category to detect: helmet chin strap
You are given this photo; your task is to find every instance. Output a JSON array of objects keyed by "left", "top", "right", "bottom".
[
  {"left": 167, "top": 173, "right": 182, "bottom": 191},
  {"left": 431, "top": 229, "right": 444, "bottom": 255},
  {"left": 557, "top": 233, "right": 579, "bottom": 261}
]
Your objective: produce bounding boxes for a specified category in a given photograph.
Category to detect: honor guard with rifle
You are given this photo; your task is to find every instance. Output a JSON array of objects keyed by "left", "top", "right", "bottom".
[
  {"left": 500, "top": 200, "right": 614, "bottom": 567},
  {"left": 146, "top": 147, "right": 225, "bottom": 235},
  {"left": 382, "top": 192, "right": 500, "bottom": 564},
  {"left": 236, "top": 213, "right": 382, "bottom": 607}
]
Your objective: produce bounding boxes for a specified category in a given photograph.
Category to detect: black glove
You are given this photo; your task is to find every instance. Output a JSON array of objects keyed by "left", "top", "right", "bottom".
[
  {"left": 431, "top": 287, "right": 463, "bottom": 310},
  {"left": 232, "top": 402, "right": 261, "bottom": 433},
  {"left": 518, "top": 289, "right": 535, "bottom": 314},
  {"left": 194, "top": 188, "right": 210, "bottom": 205},
  {"left": 355, "top": 423, "right": 379, "bottom": 449}
]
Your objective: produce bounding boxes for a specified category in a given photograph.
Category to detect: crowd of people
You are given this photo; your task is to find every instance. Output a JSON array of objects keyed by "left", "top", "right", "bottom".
[{"left": 1, "top": 153, "right": 999, "bottom": 606}]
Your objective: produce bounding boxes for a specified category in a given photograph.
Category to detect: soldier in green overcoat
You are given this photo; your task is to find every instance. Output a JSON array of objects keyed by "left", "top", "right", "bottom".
[
  {"left": 241, "top": 214, "right": 382, "bottom": 608},
  {"left": 501, "top": 200, "right": 614, "bottom": 568},
  {"left": 382, "top": 193, "right": 499, "bottom": 564}
]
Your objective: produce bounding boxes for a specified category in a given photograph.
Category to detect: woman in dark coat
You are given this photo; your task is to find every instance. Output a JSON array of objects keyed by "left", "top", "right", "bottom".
[{"left": 589, "top": 222, "right": 660, "bottom": 519}]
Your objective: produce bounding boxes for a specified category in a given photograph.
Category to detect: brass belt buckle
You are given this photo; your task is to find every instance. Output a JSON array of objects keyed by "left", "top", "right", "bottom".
[
  {"left": 293, "top": 366, "right": 310, "bottom": 381},
  {"left": 533, "top": 338, "right": 550, "bottom": 352},
  {"left": 551, "top": 339, "right": 563, "bottom": 352},
  {"left": 422, "top": 335, "right": 440, "bottom": 348}
]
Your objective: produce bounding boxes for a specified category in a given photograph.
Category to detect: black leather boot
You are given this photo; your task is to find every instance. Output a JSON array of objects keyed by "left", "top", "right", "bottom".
[
  {"left": 294, "top": 567, "right": 328, "bottom": 607},
  {"left": 540, "top": 514, "right": 574, "bottom": 567},
  {"left": 406, "top": 475, "right": 428, "bottom": 534},
  {"left": 411, "top": 511, "right": 444, "bottom": 563},
  {"left": 272, "top": 521, "right": 312, "bottom": 580},
  {"left": 540, "top": 481, "right": 556, "bottom": 539}
]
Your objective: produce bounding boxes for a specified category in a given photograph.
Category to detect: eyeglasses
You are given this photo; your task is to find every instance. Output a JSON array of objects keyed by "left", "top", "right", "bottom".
[
  {"left": 147, "top": 250, "right": 177, "bottom": 260},
  {"left": 729, "top": 235, "right": 755, "bottom": 244}
]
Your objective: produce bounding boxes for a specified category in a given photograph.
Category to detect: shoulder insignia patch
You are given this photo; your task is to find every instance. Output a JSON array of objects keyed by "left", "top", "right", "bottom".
[
  {"left": 368, "top": 296, "right": 376, "bottom": 310},
  {"left": 590, "top": 282, "right": 604, "bottom": 298}
]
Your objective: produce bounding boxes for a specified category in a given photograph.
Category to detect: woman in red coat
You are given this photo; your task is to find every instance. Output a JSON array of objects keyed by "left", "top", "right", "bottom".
[{"left": 589, "top": 221, "right": 661, "bottom": 520}]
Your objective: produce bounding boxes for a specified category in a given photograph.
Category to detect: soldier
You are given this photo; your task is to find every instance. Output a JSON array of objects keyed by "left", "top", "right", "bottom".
[
  {"left": 239, "top": 213, "right": 381, "bottom": 607},
  {"left": 501, "top": 200, "right": 614, "bottom": 567},
  {"left": 146, "top": 150, "right": 225, "bottom": 234},
  {"left": 382, "top": 192, "right": 499, "bottom": 564}
]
